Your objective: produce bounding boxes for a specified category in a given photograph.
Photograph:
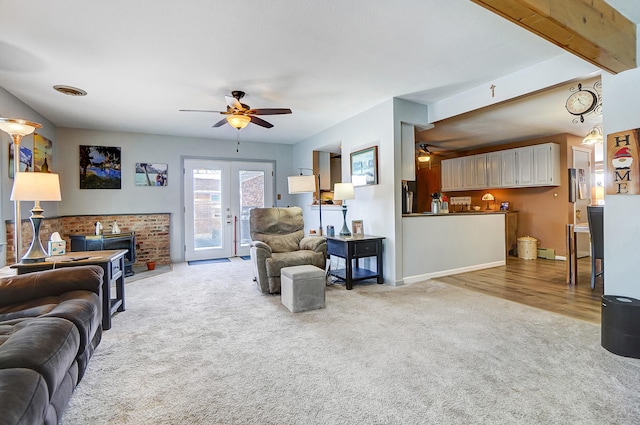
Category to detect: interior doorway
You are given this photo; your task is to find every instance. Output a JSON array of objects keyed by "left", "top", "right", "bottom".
[
  {"left": 573, "top": 147, "right": 592, "bottom": 258},
  {"left": 183, "top": 159, "right": 274, "bottom": 261}
]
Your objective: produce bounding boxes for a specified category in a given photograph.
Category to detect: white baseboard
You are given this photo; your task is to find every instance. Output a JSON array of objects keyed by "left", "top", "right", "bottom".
[{"left": 403, "top": 260, "right": 506, "bottom": 285}]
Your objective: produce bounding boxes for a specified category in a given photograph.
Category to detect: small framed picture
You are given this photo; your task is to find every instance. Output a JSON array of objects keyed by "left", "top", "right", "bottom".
[
  {"left": 351, "top": 220, "right": 364, "bottom": 235},
  {"left": 500, "top": 202, "right": 510, "bottom": 211}
]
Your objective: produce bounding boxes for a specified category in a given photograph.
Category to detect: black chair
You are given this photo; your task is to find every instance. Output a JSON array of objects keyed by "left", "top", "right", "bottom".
[{"left": 587, "top": 205, "right": 604, "bottom": 289}]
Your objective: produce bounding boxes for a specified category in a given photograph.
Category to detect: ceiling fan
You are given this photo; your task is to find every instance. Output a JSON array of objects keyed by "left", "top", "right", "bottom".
[{"left": 179, "top": 90, "right": 292, "bottom": 129}]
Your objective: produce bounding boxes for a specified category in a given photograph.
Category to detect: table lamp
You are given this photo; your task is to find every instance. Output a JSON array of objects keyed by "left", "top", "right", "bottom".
[
  {"left": 482, "top": 193, "right": 495, "bottom": 210},
  {"left": 333, "top": 182, "right": 355, "bottom": 236},
  {"left": 288, "top": 170, "right": 323, "bottom": 235},
  {"left": 10, "top": 172, "right": 62, "bottom": 263}
]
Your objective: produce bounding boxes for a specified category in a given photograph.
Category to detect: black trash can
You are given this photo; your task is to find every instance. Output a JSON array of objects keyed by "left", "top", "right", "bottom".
[{"left": 601, "top": 295, "right": 640, "bottom": 358}]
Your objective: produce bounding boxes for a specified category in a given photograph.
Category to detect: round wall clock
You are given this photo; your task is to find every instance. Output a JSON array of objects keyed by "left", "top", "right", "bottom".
[{"left": 565, "top": 83, "right": 598, "bottom": 122}]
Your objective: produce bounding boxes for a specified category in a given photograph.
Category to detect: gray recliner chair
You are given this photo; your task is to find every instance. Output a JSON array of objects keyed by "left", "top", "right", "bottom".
[{"left": 250, "top": 207, "right": 327, "bottom": 294}]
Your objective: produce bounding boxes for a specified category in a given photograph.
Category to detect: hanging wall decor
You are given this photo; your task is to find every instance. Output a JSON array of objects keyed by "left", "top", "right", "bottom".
[
  {"left": 79, "top": 145, "right": 122, "bottom": 189},
  {"left": 33, "top": 133, "right": 53, "bottom": 172},
  {"left": 350, "top": 145, "right": 378, "bottom": 186},
  {"left": 606, "top": 128, "right": 640, "bottom": 195},
  {"left": 135, "top": 162, "right": 168, "bottom": 186},
  {"left": 8, "top": 144, "right": 32, "bottom": 177}
]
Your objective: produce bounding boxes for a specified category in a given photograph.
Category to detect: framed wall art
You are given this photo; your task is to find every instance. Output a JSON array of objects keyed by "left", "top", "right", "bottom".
[
  {"left": 79, "top": 145, "right": 122, "bottom": 189},
  {"left": 33, "top": 133, "right": 53, "bottom": 172},
  {"left": 135, "top": 162, "right": 168, "bottom": 186},
  {"left": 8, "top": 144, "right": 32, "bottom": 178},
  {"left": 350, "top": 145, "right": 378, "bottom": 186}
]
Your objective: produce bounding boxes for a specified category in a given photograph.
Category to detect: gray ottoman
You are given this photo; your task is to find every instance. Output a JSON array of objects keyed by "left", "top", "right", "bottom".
[{"left": 281, "top": 265, "right": 326, "bottom": 313}]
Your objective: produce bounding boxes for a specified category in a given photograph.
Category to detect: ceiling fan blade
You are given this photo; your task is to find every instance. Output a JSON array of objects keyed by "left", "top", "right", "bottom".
[
  {"left": 225, "top": 95, "right": 243, "bottom": 110},
  {"left": 212, "top": 118, "right": 228, "bottom": 128},
  {"left": 247, "top": 108, "right": 292, "bottom": 115},
  {"left": 249, "top": 116, "right": 274, "bottom": 128},
  {"left": 179, "top": 109, "right": 225, "bottom": 113}
]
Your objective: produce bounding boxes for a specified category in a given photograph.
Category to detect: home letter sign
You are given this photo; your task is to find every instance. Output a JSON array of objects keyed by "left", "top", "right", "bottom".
[{"left": 607, "top": 128, "right": 640, "bottom": 195}]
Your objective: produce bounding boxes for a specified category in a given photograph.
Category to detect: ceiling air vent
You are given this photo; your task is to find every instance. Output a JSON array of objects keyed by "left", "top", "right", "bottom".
[{"left": 53, "top": 85, "right": 87, "bottom": 96}]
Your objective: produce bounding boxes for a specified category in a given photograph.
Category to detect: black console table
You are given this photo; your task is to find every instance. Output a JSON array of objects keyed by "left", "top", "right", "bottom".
[
  {"left": 70, "top": 233, "right": 135, "bottom": 276},
  {"left": 326, "top": 235, "right": 385, "bottom": 290}
]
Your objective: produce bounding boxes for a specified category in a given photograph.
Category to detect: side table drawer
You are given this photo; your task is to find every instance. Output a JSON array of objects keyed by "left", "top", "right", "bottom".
[
  {"left": 111, "top": 258, "right": 122, "bottom": 276},
  {"left": 353, "top": 240, "right": 379, "bottom": 257},
  {"left": 327, "top": 239, "right": 347, "bottom": 257}
]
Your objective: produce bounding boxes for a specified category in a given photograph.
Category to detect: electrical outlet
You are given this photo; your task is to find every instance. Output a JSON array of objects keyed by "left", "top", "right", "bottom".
[{"left": 277, "top": 194, "right": 281, "bottom": 200}]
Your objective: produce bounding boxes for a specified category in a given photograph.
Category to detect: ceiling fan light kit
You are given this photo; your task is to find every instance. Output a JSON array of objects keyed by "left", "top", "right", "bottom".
[
  {"left": 582, "top": 125, "right": 603, "bottom": 145},
  {"left": 417, "top": 143, "right": 431, "bottom": 162},
  {"left": 227, "top": 114, "right": 251, "bottom": 129},
  {"left": 180, "top": 90, "right": 292, "bottom": 130}
]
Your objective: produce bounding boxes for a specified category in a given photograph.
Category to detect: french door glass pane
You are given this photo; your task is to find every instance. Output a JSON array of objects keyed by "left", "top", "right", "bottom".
[
  {"left": 193, "top": 168, "right": 222, "bottom": 249},
  {"left": 239, "top": 170, "right": 265, "bottom": 247}
]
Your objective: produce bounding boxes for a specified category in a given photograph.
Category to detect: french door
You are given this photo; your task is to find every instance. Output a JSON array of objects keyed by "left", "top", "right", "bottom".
[{"left": 184, "top": 159, "right": 274, "bottom": 261}]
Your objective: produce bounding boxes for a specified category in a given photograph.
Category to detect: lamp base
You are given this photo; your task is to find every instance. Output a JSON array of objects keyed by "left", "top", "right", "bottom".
[
  {"left": 19, "top": 210, "right": 48, "bottom": 263},
  {"left": 340, "top": 205, "right": 351, "bottom": 237}
]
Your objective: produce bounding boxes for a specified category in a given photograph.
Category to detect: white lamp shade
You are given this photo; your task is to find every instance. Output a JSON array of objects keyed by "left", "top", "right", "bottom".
[
  {"left": 288, "top": 175, "right": 316, "bottom": 194},
  {"left": 333, "top": 182, "right": 355, "bottom": 201},
  {"left": 0, "top": 118, "right": 42, "bottom": 136},
  {"left": 481, "top": 193, "right": 495, "bottom": 201},
  {"left": 11, "top": 172, "right": 62, "bottom": 201}
]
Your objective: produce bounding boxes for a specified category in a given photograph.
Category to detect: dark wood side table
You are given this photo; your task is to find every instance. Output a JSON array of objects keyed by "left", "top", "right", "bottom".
[
  {"left": 326, "top": 235, "right": 385, "bottom": 290},
  {"left": 10, "top": 249, "right": 127, "bottom": 330}
]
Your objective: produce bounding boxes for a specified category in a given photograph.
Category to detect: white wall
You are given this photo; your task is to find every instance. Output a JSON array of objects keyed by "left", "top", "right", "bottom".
[
  {"left": 55, "top": 128, "right": 295, "bottom": 263},
  {"left": 601, "top": 25, "right": 640, "bottom": 298}
]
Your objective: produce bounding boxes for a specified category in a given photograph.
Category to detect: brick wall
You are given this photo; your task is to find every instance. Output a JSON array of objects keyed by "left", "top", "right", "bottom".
[{"left": 5, "top": 213, "right": 170, "bottom": 266}]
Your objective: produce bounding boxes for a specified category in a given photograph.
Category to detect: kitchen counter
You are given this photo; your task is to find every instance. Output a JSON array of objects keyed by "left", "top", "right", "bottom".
[
  {"left": 403, "top": 210, "right": 511, "bottom": 217},
  {"left": 401, "top": 212, "right": 507, "bottom": 284}
]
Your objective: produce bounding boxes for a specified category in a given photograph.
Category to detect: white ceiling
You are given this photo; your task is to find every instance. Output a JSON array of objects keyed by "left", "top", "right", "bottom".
[{"left": 0, "top": 1, "right": 638, "bottom": 146}]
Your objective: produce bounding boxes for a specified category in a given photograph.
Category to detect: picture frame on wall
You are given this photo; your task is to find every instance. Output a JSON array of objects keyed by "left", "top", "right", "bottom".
[
  {"left": 350, "top": 145, "right": 378, "bottom": 186},
  {"left": 9, "top": 144, "right": 33, "bottom": 178},
  {"left": 33, "top": 133, "right": 53, "bottom": 172},
  {"left": 135, "top": 163, "right": 168, "bottom": 186},
  {"left": 351, "top": 219, "right": 364, "bottom": 235},
  {"left": 79, "top": 145, "right": 122, "bottom": 189}
]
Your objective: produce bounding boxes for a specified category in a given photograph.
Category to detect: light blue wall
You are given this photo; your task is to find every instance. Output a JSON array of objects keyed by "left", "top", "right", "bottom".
[{"left": 51, "top": 127, "right": 295, "bottom": 263}]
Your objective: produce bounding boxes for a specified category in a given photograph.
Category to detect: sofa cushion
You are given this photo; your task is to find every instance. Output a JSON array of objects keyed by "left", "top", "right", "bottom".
[
  {"left": 0, "top": 317, "right": 80, "bottom": 399},
  {"left": 0, "top": 368, "right": 49, "bottom": 425},
  {"left": 266, "top": 250, "right": 325, "bottom": 277},
  {"left": 0, "top": 265, "right": 103, "bottom": 308}
]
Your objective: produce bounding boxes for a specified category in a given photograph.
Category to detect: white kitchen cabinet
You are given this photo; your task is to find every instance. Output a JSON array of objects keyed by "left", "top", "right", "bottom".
[
  {"left": 475, "top": 154, "right": 488, "bottom": 188},
  {"left": 533, "top": 143, "right": 560, "bottom": 186},
  {"left": 441, "top": 157, "right": 464, "bottom": 191},
  {"left": 487, "top": 152, "right": 502, "bottom": 187},
  {"left": 501, "top": 150, "right": 517, "bottom": 187},
  {"left": 463, "top": 156, "right": 477, "bottom": 189},
  {"left": 441, "top": 143, "right": 559, "bottom": 191},
  {"left": 516, "top": 146, "right": 535, "bottom": 186}
]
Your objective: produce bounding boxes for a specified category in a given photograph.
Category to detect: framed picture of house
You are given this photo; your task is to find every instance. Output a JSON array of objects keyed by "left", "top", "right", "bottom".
[{"left": 350, "top": 145, "right": 378, "bottom": 186}]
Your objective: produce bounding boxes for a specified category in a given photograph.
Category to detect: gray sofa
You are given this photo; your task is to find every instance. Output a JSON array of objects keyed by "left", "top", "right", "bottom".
[
  {"left": 0, "top": 265, "right": 104, "bottom": 425},
  {"left": 250, "top": 207, "right": 327, "bottom": 293}
]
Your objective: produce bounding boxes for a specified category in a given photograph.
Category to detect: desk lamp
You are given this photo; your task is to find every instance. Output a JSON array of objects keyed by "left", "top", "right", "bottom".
[
  {"left": 482, "top": 193, "right": 495, "bottom": 210},
  {"left": 10, "top": 172, "right": 62, "bottom": 263}
]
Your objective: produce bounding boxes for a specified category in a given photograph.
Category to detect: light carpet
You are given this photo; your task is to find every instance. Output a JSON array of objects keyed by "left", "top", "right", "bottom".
[{"left": 62, "top": 259, "right": 640, "bottom": 424}]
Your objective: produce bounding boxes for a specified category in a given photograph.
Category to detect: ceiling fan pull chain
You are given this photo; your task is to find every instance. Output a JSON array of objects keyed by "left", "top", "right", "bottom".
[{"left": 236, "top": 129, "right": 240, "bottom": 153}]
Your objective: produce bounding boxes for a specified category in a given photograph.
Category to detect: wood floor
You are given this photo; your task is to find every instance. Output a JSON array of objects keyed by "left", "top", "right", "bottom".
[{"left": 432, "top": 256, "right": 603, "bottom": 324}]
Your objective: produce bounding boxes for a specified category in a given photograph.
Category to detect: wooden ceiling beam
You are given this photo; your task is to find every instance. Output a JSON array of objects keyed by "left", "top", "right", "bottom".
[{"left": 471, "top": 0, "right": 636, "bottom": 74}]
